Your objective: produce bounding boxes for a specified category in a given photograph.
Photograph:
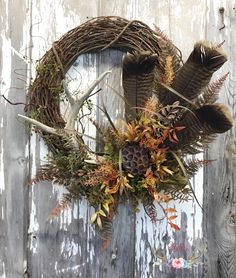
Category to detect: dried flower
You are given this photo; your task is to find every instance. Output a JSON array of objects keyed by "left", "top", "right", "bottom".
[{"left": 172, "top": 258, "right": 184, "bottom": 269}]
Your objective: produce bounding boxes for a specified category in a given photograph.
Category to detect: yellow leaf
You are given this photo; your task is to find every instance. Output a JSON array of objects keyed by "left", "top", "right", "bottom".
[
  {"left": 162, "top": 166, "right": 174, "bottom": 175},
  {"left": 106, "top": 184, "right": 119, "bottom": 194},
  {"left": 102, "top": 203, "right": 110, "bottom": 213},
  {"left": 90, "top": 212, "right": 97, "bottom": 224},
  {"left": 97, "top": 216, "right": 102, "bottom": 229},
  {"left": 99, "top": 209, "right": 107, "bottom": 217},
  {"left": 101, "top": 183, "right": 106, "bottom": 190}
]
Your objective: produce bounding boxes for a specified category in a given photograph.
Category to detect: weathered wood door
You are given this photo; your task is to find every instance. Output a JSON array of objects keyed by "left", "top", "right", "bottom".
[{"left": 0, "top": 1, "right": 235, "bottom": 277}]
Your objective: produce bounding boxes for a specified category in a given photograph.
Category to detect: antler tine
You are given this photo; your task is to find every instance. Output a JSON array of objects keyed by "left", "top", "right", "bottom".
[
  {"left": 18, "top": 114, "right": 59, "bottom": 135},
  {"left": 18, "top": 70, "right": 111, "bottom": 153},
  {"left": 64, "top": 70, "right": 111, "bottom": 130}
]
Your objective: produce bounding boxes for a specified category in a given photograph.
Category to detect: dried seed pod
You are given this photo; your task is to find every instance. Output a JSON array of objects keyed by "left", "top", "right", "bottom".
[{"left": 122, "top": 143, "right": 150, "bottom": 176}]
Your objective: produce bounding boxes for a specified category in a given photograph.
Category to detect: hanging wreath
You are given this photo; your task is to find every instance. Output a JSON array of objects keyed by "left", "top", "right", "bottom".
[{"left": 18, "top": 16, "right": 233, "bottom": 247}]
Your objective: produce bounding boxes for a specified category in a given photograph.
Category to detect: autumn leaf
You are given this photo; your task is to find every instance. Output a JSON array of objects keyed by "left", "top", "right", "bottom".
[
  {"left": 168, "top": 215, "right": 178, "bottom": 220},
  {"left": 171, "top": 130, "right": 179, "bottom": 142},
  {"left": 98, "top": 209, "right": 107, "bottom": 217},
  {"left": 90, "top": 212, "right": 98, "bottom": 224},
  {"left": 175, "top": 126, "right": 185, "bottom": 132},
  {"left": 97, "top": 215, "right": 102, "bottom": 229},
  {"left": 102, "top": 202, "right": 110, "bottom": 213},
  {"left": 168, "top": 221, "right": 180, "bottom": 231},
  {"left": 165, "top": 207, "right": 177, "bottom": 213},
  {"left": 162, "top": 166, "right": 174, "bottom": 175},
  {"left": 159, "top": 194, "right": 171, "bottom": 202}
]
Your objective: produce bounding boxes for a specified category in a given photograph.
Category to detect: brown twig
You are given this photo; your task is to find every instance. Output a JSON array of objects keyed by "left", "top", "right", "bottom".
[
  {"left": 101, "top": 20, "right": 138, "bottom": 51},
  {"left": 52, "top": 42, "right": 66, "bottom": 78}
]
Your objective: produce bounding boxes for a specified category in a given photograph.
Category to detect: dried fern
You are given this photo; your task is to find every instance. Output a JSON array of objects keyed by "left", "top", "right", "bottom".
[
  {"left": 195, "top": 73, "right": 229, "bottom": 107},
  {"left": 184, "top": 158, "right": 214, "bottom": 177},
  {"left": 143, "top": 196, "right": 157, "bottom": 223}
]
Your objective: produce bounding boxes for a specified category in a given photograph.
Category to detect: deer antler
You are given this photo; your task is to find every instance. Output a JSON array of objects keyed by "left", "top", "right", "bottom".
[
  {"left": 63, "top": 70, "right": 111, "bottom": 130},
  {"left": 18, "top": 70, "right": 111, "bottom": 161}
]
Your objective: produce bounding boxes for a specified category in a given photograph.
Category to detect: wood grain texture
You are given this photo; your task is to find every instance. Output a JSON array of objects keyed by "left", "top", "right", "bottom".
[
  {"left": 0, "top": 0, "right": 29, "bottom": 277},
  {"left": 203, "top": 1, "right": 236, "bottom": 277},
  {"left": 134, "top": 1, "right": 206, "bottom": 277}
]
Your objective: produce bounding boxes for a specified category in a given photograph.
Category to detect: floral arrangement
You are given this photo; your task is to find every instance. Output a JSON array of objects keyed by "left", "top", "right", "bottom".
[
  {"left": 18, "top": 16, "right": 233, "bottom": 246},
  {"left": 152, "top": 243, "right": 205, "bottom": 269}
]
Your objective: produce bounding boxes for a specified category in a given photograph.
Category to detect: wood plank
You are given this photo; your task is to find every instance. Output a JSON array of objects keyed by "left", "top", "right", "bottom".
[
  {"left": 27, "top": 1, "right": 101, "bottom": 277},
  {"left": 0, "top": 0, "right": 29, "bottom": 277},
  {"left": 203, "top": 0, "right": 236, "bottom": 277},
  {"left": 28, "top": 1, "right": 138, "bottom": 277},
  {"left": 134, "top": 1, "right": 207, "bottom": 277},
  {"left": 95, "top": 49, "right": 136, "bottom": 278}
]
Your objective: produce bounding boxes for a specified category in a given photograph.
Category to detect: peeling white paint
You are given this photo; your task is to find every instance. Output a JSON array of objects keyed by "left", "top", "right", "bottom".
[
  {"left": 0, "top": 34, "right": 12, "bottom": 98},
  {"left": 55, "top": 262, "right": 86, "bottom": 276},
  {"left": 1, "top": 261, "right": 6, "bottom": 278},
  {"left": 61, "top": 239, "right": 78, "bottom": 258},
  {"left": 30, "top": 134, "right": 37, "bottom": 177},
  {"left": 1, "top": 206, "right": 4, "bottom": 220},
  {"left": 28, "top": 189, "right": 39, "bottom": 254},
  {"left": 0, "top": 140, "right": 5, "bottom": 194}
]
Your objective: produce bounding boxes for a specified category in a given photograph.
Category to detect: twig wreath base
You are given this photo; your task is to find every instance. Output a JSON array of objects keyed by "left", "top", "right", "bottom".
[{"left": 19, "top": 16, "right": 233, "bottom": 251}]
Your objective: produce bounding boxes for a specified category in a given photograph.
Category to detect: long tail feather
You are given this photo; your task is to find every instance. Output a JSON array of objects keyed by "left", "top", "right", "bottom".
[
  {"left": 166, "top": 103, "right": 232, "bottom": 152},
  {"left": 160, "top": 42, "right": 227, "bottom": 105},
  {"left": 122, "top": 51, "right": 158, "bottom": 121}
]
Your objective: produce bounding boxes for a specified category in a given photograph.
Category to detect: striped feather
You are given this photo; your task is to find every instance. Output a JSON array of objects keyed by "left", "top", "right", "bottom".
[
  {"left": 195, "top": 103, "right": 233, "bottom": 133},
  {"left": 160, "top": 42, "right": 227, "bottom": 106},
  {"left": 122, "top": 51, "right": 158, "bottom": 121},
  {"left": 167, "top": 103, "right": 232, "bottom": 152}
]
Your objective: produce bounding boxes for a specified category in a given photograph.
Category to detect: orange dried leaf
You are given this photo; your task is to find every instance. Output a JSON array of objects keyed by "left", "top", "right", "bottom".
[
  {"left": 168, "top": 215, "right": 177, "bottom": 220},
  {"left": 47, "top": 201, "right": 69, "bottom": 220},
  {"left": 168, "top": 221, "right": 180, "bottom": 231},
  {"left": 175, "top": 126, "right": 185, "bottom": 131},
  {"left": 165, "top": 207, "right": 177, "bottom": 213},
  {"left": 159, "top": 194, "right": 171, "bottom": 202},
  {"left": 172, "top": 130, "right": 179, "bottom": 142}
]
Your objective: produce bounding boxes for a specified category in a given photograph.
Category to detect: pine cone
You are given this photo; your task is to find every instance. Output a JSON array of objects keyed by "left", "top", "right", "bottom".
[{"left": 122, "top": 144, "right": 150, "bottom": 176}]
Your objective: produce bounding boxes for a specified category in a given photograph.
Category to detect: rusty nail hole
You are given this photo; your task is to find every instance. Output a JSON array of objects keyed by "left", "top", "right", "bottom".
[{"left": 219, "top": 7, "right": 225, "bottom": 13}]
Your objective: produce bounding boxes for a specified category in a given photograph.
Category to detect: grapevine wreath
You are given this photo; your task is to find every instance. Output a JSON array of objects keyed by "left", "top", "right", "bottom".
[{"left": 19, "top": 16, "right": 233, "bottom": 245}]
